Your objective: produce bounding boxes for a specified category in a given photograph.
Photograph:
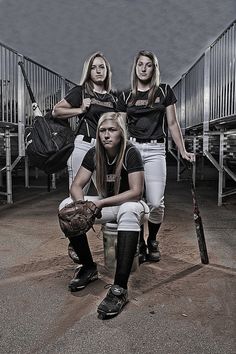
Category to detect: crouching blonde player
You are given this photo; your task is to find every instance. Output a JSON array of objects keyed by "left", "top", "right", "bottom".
[{"left": 59, "top": 112, "right": 149, "bottom": 319}]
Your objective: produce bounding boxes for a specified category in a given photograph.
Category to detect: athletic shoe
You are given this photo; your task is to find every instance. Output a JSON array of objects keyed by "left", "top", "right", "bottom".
[
  {"left": 139, "top": 241, "right": 147, "bottom": 264},
  {"left": 97, "top": 285, "right": 128, "bottom": 319},
  {"left": 68, "top": 263, "right": 98, "bottom": 291},
  {"left": 68, "top": 243, "right": 80, "bottom": 264},
  {"left": 147, "top": 240, "right": 161, "bottom": 262}
]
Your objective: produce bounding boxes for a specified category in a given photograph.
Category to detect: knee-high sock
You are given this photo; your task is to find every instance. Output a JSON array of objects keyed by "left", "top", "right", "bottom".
[
  {"left": 147, "top": 221, "right": 161, "bottom": 242},
  {"left": 139, "top": 224, "right": 145, "bottom": 244},
  {"left": 114, "top": 231, "right": 139, "bottom": 289},
  {"left": 68, "top": 234, "right": 94, "bottom": 268}
]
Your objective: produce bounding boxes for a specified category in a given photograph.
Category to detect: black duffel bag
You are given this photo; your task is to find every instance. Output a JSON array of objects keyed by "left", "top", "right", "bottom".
[{"left": 25, "top": 111, "right": 79, "bottom": 174}]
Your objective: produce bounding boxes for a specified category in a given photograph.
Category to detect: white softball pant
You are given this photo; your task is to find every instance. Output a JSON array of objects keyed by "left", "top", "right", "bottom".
[
  {"left": 59, "top": 196, "right": 149, "bottom": 232},
  {"left": 67, "top": 135, "right": 96, "bottom": 188},
  {"left": 129, "top": 141, "right": 166, "bottom": 224}
]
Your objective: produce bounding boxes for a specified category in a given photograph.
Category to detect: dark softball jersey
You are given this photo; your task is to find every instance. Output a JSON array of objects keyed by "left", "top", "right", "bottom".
[
  {"left": 117, "top": 84, "right": 177, "bottom": 141},
  {"left": 81, "top": 143, "right": 144, "bottom": 197},
  {"left": 65, "top": 85, "right": 117, "bottom": 138}
]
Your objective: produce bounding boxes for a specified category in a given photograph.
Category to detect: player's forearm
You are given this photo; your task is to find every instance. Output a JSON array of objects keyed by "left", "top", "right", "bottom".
[
  {"left": 52, "top": 106, "right": 84, "bottom": 119},
  {"left": 70, "top": 184, "right": 84, "bottom": 201},
  {"left": 169, "top": 122, "right": 186, "bottom": 156},
  {"left": 98, "top": 189, "right": 142, "bottom": 209},
  {"left": 166, "top": 104, "right": 187, "bottom": 156}
]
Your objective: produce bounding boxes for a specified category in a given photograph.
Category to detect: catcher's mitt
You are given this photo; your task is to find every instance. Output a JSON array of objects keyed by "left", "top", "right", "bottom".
[{"left": 58, "top": 200, "right": 102, "bottom": 237}]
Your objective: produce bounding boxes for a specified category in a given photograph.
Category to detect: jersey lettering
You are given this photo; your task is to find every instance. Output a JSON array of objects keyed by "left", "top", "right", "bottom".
[
  {"left": 106, "top": 174, "right": 116, "bottom": 182},
  {"left": 90, "top": 98, "right": 114, "bottom": 108},
  {"left": 134, "top": 96, "right": 160, "bottom": 106}
]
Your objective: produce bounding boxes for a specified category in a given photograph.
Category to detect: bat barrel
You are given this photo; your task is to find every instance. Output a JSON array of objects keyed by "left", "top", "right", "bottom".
[{"left": 191, "top": 181, "right": 209, "bottom": 265}]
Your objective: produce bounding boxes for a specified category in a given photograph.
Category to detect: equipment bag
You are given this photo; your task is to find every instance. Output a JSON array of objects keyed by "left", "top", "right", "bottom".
[{"left": 25, "top": 110, "right": 81, "bottom": 174}]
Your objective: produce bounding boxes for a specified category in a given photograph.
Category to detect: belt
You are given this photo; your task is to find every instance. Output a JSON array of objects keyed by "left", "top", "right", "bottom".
[
  {"left": 129, "top": 137, "right": 165, "bottom": 143},
  {"left": 79, "top": 135, "right": 95, "bottom": 143},
  {"left": 77, "top": 135, "right": 96, "bottom": 143},
  {"left": 82, "top": 135, "right": 92, "bottom": 143}
]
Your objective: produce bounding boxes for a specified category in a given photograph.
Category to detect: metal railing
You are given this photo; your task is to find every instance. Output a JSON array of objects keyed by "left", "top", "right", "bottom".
[
  {"left": 171, "top": 20, "right": 236, "bottom": 206},
  {"left": 210, "top": 22, "right": 236, "bottom": 122},
  {"left": 173, "top": 20, "right": 236, "bottom": 131},
  {"left": 0, "top": 42, "right": 76, "bottom": 203}
]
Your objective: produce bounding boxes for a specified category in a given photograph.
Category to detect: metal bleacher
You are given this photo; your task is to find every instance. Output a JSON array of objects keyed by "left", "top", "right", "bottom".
[
  {"left": 0, "top": 43, "right": 76, "bottom": 203},
  {"left": 1, "top": 20, "right": 235, "bottom": 205},
  {"left": 170, "top": 19, "right": 236, "bottom": 206}
]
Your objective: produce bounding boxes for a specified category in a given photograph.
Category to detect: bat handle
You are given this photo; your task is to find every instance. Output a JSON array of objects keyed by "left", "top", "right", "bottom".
[{"left": 32, "top": 103, "right": 43, "bottom": 117}]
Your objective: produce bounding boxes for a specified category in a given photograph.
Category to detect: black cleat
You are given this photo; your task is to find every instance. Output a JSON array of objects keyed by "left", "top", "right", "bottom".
[
  {"left": 68, "top": 263, "right": 98, "bottom": 292},
  {"left": 68, "top": 243, "right": 80, "bottom": 264},
  {"left": 147, "top": 240, "right": 161, "bottom": 262},
  {"left": 97, "top": 285, "right": 128, "bottom": 319}
]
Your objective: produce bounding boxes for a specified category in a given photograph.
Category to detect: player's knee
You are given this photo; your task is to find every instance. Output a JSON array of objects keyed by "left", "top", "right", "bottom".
[
  {"left": 117, "top": 202, "right": 141, "bottom": 230},
  {"left": 149, "top": 206, "right": 164, "bottom": 224},
  {"left": 148, "top": 195, "right": 164, "bottom": 210},
  {"left": 58, "top": 197, "right": 73, "bottom": 211}
]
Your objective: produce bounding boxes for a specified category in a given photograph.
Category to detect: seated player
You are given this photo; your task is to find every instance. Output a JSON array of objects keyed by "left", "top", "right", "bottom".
[{"left": 59, "top": 112, "right": 149, "bottom": 319}]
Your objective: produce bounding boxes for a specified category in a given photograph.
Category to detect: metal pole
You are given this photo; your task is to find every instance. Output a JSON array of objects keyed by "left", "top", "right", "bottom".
[
  {"left": 203, "top": 48, "right": 211, "bottom": 154},
  {"left": 218, "top": 132, "right": 224, "bottom": 206},
  {"left": 5, "top": 128, "right": 13, "bottom": 203}
]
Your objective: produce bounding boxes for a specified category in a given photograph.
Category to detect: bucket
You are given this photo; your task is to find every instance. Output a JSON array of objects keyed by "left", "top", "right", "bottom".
[{"left": 102, "top": 222, "right": 139, "bottom": 273}]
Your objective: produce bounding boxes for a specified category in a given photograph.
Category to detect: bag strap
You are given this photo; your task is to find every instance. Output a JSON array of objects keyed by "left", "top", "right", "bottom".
[
  {"left": 74, "top": 115, "right": 85, "bottom": 136},
  {"left": 73, "top": 87, "right": 88, "bottom": 136}
]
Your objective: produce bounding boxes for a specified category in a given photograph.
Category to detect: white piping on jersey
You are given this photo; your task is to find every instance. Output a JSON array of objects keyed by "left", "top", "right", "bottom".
[
  {"left": 110, "top": 92, "right": 118, "bottom": 105},
  {"left": 122, "top": 145, "right": 135, "bottom": 171},
  {"left": 123, "top": 90, "right": 132, "bottom": 105},
  {"left": 165, "top": 84, "right": 168, "bottom": 96},
  {"left": 158, "top": 84, "right": 167, "bottom": 99}
]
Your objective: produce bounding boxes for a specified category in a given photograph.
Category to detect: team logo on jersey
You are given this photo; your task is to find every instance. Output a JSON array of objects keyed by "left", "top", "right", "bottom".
[
  {"left": 90, "top": 98, "right": 114, "bottom": 108},
  {"left": 134, "top": 99, "right": 148, "bottom": 106},
  {"left": 134, "top": 97, "right": 160, "bottom": 106},
  {"left": 106, "top": 174, "right": 116, "bottom": 182}
]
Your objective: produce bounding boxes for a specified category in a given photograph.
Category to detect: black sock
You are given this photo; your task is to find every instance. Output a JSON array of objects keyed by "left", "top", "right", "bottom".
[
  {"left": 68, "top": 234, "right": 95, "bottom": 268},
  {"left": 147, "top": 221, "right": 161, "bottom": 242},
  {"left": 139, "top": 224, "right": 145, "bottom": 244},
  {"left": 114, "top": 231, "right": 139, "bottom": 289}
]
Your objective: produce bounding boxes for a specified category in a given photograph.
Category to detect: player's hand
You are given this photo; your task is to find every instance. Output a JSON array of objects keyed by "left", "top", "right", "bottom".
[
  {"left": 93, "top": 199, "right": 103, "bottom": 210},
  {"left": 181, "top": 151, "right": 195, "bottom": 162},
  {"left": 81, "top": 98, "right": 91, "bottom": 112}
]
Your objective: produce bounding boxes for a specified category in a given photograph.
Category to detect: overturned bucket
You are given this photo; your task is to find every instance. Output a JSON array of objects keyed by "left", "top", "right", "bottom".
[{"left": 102, "top": 222, "right": 139, "bottom": 273}]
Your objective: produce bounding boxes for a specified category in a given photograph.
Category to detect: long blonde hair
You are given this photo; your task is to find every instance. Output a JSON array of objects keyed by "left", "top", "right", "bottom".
[
  {"left": 130, "top": 50, "right": 160, "bottom": 106},
  {"left": 80, "top": 52, "right": 112, "bottom": 95},
  {"left": 95, "top": 112, "right": 127, "bottom": 197}
]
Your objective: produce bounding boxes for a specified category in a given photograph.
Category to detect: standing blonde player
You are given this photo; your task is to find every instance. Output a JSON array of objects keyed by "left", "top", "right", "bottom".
[{"left": 53, "top": 52, "right": 117, "bottom": 263}]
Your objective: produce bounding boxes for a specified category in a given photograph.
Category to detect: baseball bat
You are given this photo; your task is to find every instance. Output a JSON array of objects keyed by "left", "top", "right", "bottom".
[
  {"left": 181, "top": 160, "right": 209, "bottom": 264},
  {"left": 18, "top": 61, "right": 43, "bottom": 117},
  {"left": 18, "top": 61, "right": 52, "bottom": 186}
]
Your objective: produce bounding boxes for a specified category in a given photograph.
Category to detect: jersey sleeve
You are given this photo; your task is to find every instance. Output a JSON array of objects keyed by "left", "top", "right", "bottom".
[
  {"left": 125, "top": 145, "right": 144, "bottom": 173},
  {"left": 64, "top": 85, "right": 83, "bottom": 108},
  {"left": 164, "top": 84, "right": 177, "bottom": 107},
  {"left": 81, "top": 147, "right": 95, "bottom": 172}
]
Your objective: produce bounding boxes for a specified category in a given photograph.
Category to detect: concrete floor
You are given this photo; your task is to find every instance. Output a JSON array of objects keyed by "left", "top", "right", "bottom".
[{"left": 0, "top": 164, "right": 235, "bottom": 354}]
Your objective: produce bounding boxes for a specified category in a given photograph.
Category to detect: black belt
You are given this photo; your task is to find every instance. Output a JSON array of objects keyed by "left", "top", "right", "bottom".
[
  {"left": 130, "top": 137, "right": 165, "bottom": 143},
  {"left": 82, "top": 135, "right": 92, "bottom": 143}
]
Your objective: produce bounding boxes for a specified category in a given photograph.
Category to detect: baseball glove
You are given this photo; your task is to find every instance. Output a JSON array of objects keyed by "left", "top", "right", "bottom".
[{"left": 58, "top": 200, "right": 102, "bottom": 237}]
